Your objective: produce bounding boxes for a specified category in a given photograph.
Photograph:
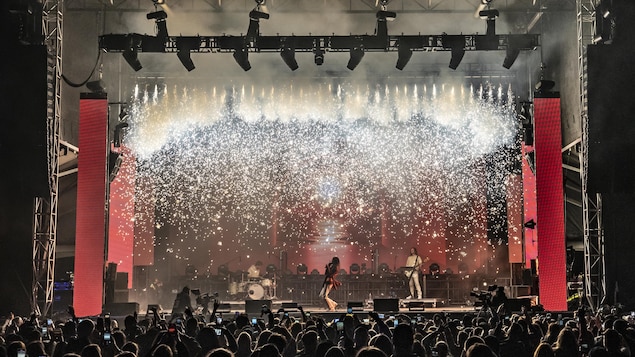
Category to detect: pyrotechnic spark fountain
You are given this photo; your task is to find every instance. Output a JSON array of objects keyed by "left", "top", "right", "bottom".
[{"left": 125, "top": 79, "right": 518, "bottom": 273}]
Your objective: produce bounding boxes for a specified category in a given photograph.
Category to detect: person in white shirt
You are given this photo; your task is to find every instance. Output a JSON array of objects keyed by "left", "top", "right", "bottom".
[
  {"left": 247, "top": 261, "right": 263, "bottom": 279},
  {"left": 405, "top": 247, "right": 423, "bottom": 299}
]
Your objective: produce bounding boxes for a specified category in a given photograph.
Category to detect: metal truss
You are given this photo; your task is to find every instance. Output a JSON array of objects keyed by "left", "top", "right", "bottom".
[
  {"left": 100, "top": 33, "right": 540, "bottom": 53},
  {"left": 66, "top": 0, "right": 575, "bottom": 13},
  {"left": 32, "top": 0, "right": 63, "bottom": 317},
  {"left": 577, "top": 0, "right": 605, "bottom": 312}
]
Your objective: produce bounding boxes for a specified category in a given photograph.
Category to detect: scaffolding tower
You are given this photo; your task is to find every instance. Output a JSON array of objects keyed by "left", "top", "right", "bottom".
[
  {"left": 32, "top": 0, "right": 63, "bottom": 317},
  {"left": 577, "top": 0, "right": 606, "bottom": 312}
]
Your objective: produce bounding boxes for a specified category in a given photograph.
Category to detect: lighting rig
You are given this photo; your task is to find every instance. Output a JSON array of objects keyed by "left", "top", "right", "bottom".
[{"left": 99, "top": 0, "right": 540, "bottom": 72}]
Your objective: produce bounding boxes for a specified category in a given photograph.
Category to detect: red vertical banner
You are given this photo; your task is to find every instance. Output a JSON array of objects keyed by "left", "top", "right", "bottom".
[
  {"left": 108, "top": 145, "right": 136, "bottom": 288},
  {"left": 74, "top": 93, "right": 108, "bottom": 316},
  {"left": 534, "top": 94, "right": 567, "bottom": 311}
]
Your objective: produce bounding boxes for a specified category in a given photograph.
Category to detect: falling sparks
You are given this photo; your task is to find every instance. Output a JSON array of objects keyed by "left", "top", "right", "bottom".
[{"left": 126, "top": 78, "right": 519, "bottom": 273}]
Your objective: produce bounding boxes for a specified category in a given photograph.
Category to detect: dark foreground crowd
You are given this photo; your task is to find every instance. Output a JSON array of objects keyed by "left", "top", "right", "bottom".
[{"left": 1, "top": 303, "right": 634, "bottom": 357}]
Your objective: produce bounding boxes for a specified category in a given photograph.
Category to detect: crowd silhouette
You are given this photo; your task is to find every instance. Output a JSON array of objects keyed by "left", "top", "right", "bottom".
[{"left": 2, "top": 302, "right": 634, "bottom": 357}]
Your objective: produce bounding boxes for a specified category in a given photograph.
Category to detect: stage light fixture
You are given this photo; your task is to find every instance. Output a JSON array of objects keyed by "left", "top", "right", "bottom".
[
  {"left": 86, "top": 79, "right": 106, "bottom": 93},
  {"left": 535, "top": 79, "right": 555, "bottom": 92},
  {"left": 233, "top": 46, "right": 251, "bottom": 71},
  {"left": 297, "top": 263, "right": 308, "bottom": 275},
  {"left": 152, "top": 0, "right": 165, "bottom": 4},
  {"left": 123, "top": 35, "right": 142, "bottom": 71},
  {"left": 375, "top": 0, "right": 396, "bottom": 40},
  {"left": 347, "top": 46, "right": 365, "bottom": 70},
  {"left": 247, "top": 0, "right": 269, "bottom": 39},
  {"left": 442, "top": 35, "right": 466, "bottom": 70},
  {"left": 176, "top": 36, "right": 201, "bottom": 71},
  {"left": 479, "top": 9, "right": 499, "bottom": 36},
  {"left": 350, "top": 263, "right": 360, "bottom": 275},
  {"left": 503, "top": 47, "right": 520, "bottom": 69},
  {"left": 395, "top": 40, "right": 413, "bottom": 70},
  {"left": 147, "top": 10, "right": 168, "bottom": 41},
  {"left": 524, "top": 219, "right": 536, "bottom": 229},
  {"left": 314, "top": 47, "right": 324, "bottom": 65},
  {"left": 280, "top": 46, "right": 298, "bottom": 71}
]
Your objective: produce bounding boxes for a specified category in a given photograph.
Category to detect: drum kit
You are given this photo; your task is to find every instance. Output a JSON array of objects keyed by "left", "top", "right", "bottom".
[{"left": 229, "top": 274, "right": 277, "bottom": 300}]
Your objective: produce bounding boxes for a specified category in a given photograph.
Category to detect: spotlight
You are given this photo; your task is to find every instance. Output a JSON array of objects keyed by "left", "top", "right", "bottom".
[
  {"left": 503, "top": 36, "right": 535, "bottom": 69},
  {"left": 280, "top": 45, "right": 298, "bottom": 71},
  {"left": 535, "top": 79, "right": 555, "bottom": 92},
  {"left": 86, "top": 79, "right": 106, "bottom": 93},
  {"left": 347, "top": 46, "right": 364, "bottom": 70},
  {"left": 152, "top": 0, "right": 165, "bottom": 4},
  {"left": 147, "top": 10, "right": 168, "bottom": 41},
  {"left": 395, "top": 39, "right": 413, "bottom": 70},
  {"left": 176, "top": 36, "right": 201, "bottom": 71},
  {"left": 375, "top": 10, "right": 396, "bottom": 40},
  {"left": 314, "top": 48, "right": 324, "bottom": 66},
  {"left": 524, "top": 219, "right": 536, "bottom": 229},
  {"left": 247, "top": 0, "right": 269, "bottom": 39},
  {"left": 123, "top": 35, "right": 142, "bottom": 71},
  {"left": 503, "top": 47, "right": 520, "bottom": 69},
  {"left": 350, "top": 263, "right": 360, "bottom": 275},
  {"left": 233, "top": 46, "right": 251, "bottom": 71},
  {"left": 297, "top": 263, "right": 308, "bottom": 275},
  {"left": 146, "top": 10, "right": 167, "bottom": 20},
  {"left": 442, "top": 35, "right": 465, "bottom": 70}
]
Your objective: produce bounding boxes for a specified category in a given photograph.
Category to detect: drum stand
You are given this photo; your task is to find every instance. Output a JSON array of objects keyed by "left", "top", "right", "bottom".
[{"left": 269, "top": 274, "right": 278, "bottom": 300}]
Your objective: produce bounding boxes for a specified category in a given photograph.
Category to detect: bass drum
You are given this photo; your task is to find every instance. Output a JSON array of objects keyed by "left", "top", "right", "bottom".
[{"left": 246, "top": 283, "right": 265, "bottom": 300}]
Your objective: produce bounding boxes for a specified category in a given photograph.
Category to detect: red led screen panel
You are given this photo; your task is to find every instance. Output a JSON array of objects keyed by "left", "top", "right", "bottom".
[
  {"left": 534, "top": 95, "right": 567, "bottom": 311},
  {"left": 74, "top": 94, "right": 108, "bottom": 316},
  {"left": 108, "top": 145, "right": 136, "bottom": 288}
]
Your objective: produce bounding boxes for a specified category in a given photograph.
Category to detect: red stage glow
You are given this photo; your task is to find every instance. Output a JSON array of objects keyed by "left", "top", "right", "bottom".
[
  {"left": 534, "top": 95, "right": 567, "bottom": 311},
  {"left": 74, "top": 94, "right": 108, "bottom": 316}
]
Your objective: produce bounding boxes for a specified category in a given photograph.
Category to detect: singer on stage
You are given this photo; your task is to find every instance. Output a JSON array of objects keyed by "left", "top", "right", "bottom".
[{"left": 320, "top": 257, "right": 341, "bottom": 311}]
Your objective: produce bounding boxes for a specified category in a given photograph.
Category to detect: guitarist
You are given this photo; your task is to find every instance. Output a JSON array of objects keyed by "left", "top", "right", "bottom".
[{"left": 405, "top": 247, "right": 426, "bottom": 299}]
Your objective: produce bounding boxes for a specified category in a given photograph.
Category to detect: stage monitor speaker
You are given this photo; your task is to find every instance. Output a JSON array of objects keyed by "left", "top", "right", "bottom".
[
  {"left": 373, "top": 298, "right": 399, "bottom": 312},
  {"left": 103, "top": 302, "right": 139, "bottom": 316},
  {"left": 506, "top": 298, "right": 531, "bottom": 312},
  {"left": 245, "top": 299, "right": 272, "bottom": 315}
]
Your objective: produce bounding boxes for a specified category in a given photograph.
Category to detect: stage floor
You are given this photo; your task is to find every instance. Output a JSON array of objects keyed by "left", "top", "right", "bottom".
[{"left": 149, "top": 298, "right": 482, "bottom": 319}]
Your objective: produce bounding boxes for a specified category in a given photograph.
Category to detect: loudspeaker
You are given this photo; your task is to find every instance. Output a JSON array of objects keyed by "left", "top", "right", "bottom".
[
  {"left": 245, "top": 299, "right": 272, "bottom": 315},
  {"left": 106, "top": 263, "right": 117, "bottom": 282},
  {"left": 115, "top": 272, "right": 128, "bottom": 290},
  {"left": 506, "top": 298, "right": 531, "bottom": 312},
  {"left": 373, "top": 298, "right": 399, "bottom": 312},
  {"left": 114, "top": 290, "right": 129, "bottom": 302},
  {"left": 103, "top": 302, "right": 139, "bottom": 316},
  {"left": 53, "top": 289, "right": 73, "bottom": 313}
]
